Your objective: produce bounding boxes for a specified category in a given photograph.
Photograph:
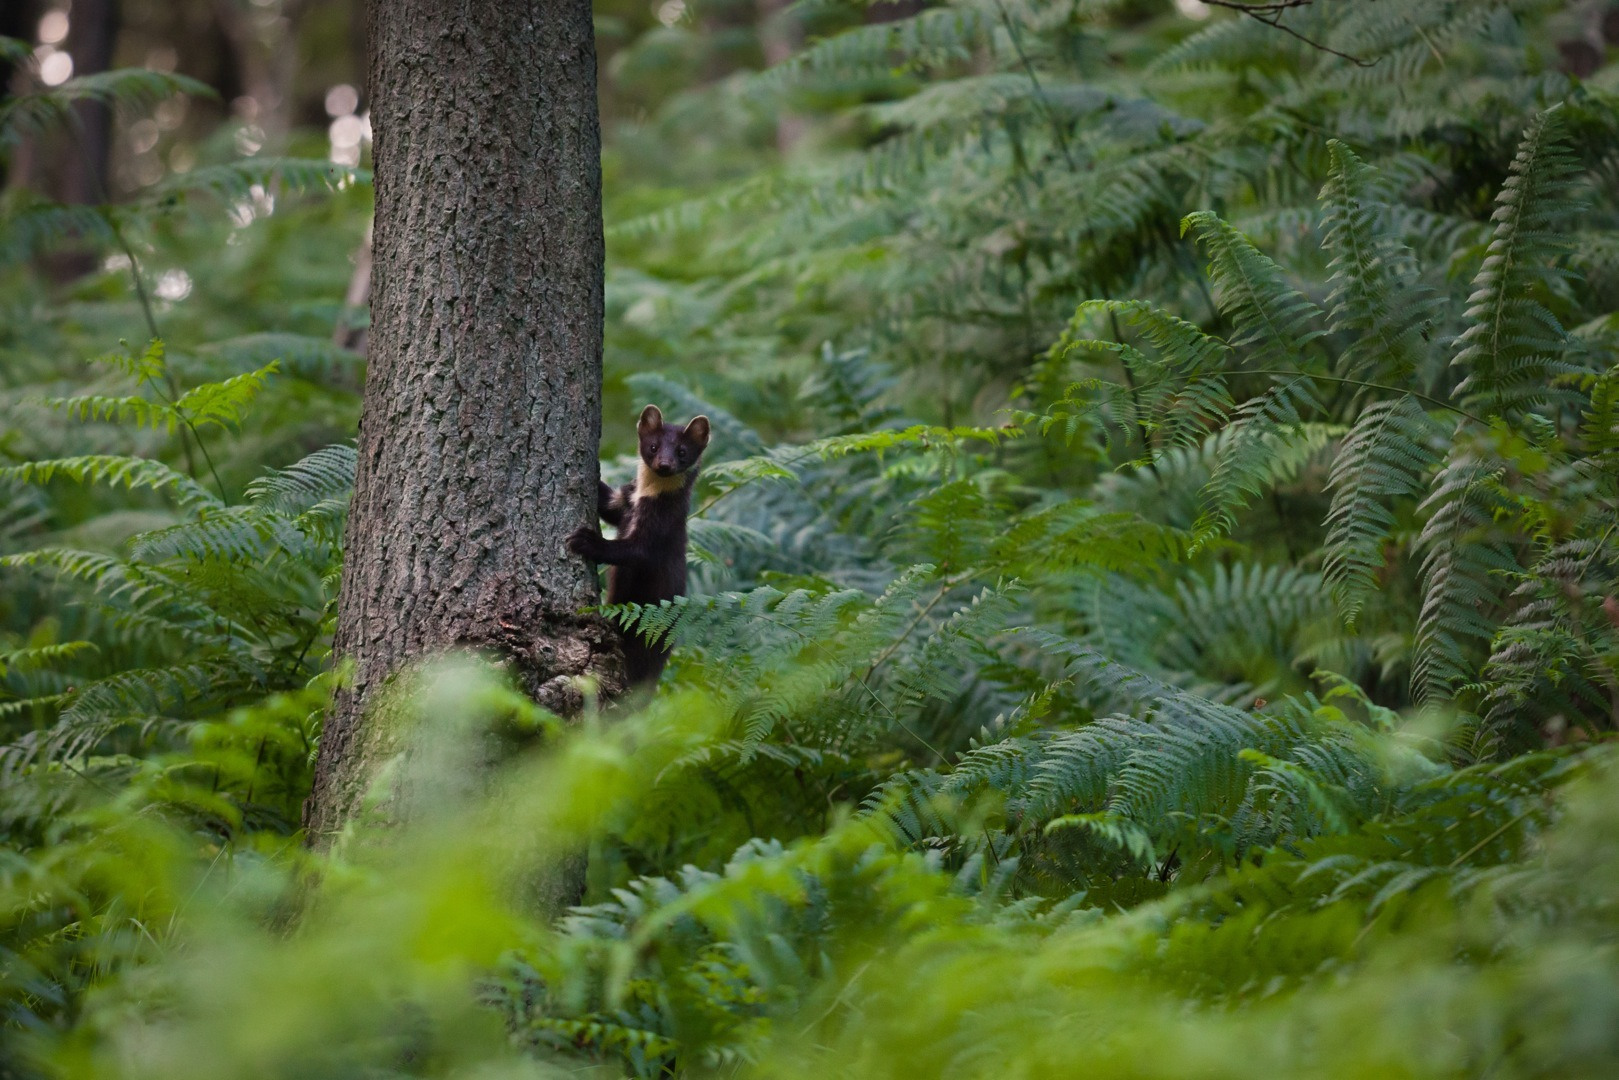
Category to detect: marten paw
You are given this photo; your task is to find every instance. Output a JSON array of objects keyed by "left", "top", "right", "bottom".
[{"left": 566, "top": 527, "right": 599, "bottom": 559}]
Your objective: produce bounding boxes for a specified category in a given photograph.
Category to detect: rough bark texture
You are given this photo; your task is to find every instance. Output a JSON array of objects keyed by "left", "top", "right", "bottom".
[{"left": 305, "top": 0, "right": 620, "bottom": 847}]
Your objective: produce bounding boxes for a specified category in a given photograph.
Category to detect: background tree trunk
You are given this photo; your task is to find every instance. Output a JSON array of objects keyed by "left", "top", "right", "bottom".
[
  {"left": 305, "top": 0, "right": 621, "bottom": 850},
  {"left": 0, "top": 1, "right": 41, "bottom": 102},
  {"left": 756, "top": 0, "right": 806, "bottom": 152},
  {"left": 60, "top": 0, "right": 119, "bottom": 201},
  {"left": 0, "top": 1, "right": 41, "bottom": 192},
  {"left": 44, "top": 0, "right": 119, "bottom": 281},
  {"left": 210, "top": 0, "right": 307, "bottom": 142}
]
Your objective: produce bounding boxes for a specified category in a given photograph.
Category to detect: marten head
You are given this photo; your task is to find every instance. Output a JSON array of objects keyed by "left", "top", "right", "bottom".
[{"left": 637, "top": 404, "right": 710, "bottom": 479}]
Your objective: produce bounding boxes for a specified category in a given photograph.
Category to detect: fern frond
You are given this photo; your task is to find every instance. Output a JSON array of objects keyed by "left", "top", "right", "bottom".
[
  {"left": 1322, "top": 397, "right": 1443, "bottom": 625},
  {"left": 147, "top": 160, "right": 367, "bottom": 204},
  {"left": 92, "top": 339, "right": 170, "bottom": 382},
  {"left": 172, "top": 362, "right": 279, "bottom": 430},
  {"left": 0, "top": 456, "right": 220, "bottom": 511},
  {"left": 1412, "top": 446, "right": 1519, "bottom": 704},
  {"left": 1193, "top": 377, "right": 1322, "bottom": 544},
  {"left": 0, "top": 641, "right": 98, "bottom": 678},
  {"left": 765, "top": 7, "right": 989, "bottom": 86},
  {"left": 0, "top": 69, "right": 213, "bottom": 140},
  {"left": 1452, "top": 105, "right": 1584, "bottom": 415},
  {"left": 1319, "top": 140, "right": 1443, "bottom": 385},
  {"left": 0, "top": 201, "right": 116, "bottom": 267},
  {"left": 126, "top": 509, "right": 283, "bottom": 564},
  {"left": 41, "top": 393, "right": 178, "bottom": 431},
  {"left": 1181, "top": 210, "right": 1327, "bottom": 369},
  {"left": 244, "top": 445, "right": 357, "bottom": 515}
]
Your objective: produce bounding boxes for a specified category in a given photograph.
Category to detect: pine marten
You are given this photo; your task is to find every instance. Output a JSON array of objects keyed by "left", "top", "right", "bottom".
[{"left": 567, "top": 404, "right": 710, "bottom": 689}]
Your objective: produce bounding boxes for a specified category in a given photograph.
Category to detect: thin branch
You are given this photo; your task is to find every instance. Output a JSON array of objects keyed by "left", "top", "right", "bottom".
[
  {"left": 1240, "top": 369, "right": 1490, "bottom": 427},
  {"left": 1202, "top": 0, "right": 1313, "bottom": 11},
  {"left": 863, "top": 569, "right": 976, "bottom": 680},
  {"left": 1112, "top": 309, "right": 1164, "bottom": 485},
  {"left": 1201, "top": 0, "right": 1378, "bottom": 67}
]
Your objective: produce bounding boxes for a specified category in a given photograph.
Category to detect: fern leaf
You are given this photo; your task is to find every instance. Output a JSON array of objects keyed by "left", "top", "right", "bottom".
[
  {"left": 1319, "top": 140, "right": 1443, "bottom": 385},
  {"left": 1181, "top": 210, "right": 1326, "bottom": 369},
  {"left": 1452, "top": 105, "right": 1583, "bottom": 415},
  {"left": 0, "top": 69, "right": 213, "bottom": 140},
  {"left": 1193, "top": 377, "right": 1322, "bottom": 545},
  {"left": 173, "top": 362, "right": 279, "bottom": 430},
  {"left": 42, "top": 393, "right": 179, "bottom": 431},
  {"left": 0, "top": 455, "right": 220, "bottom": 511},
  {"left": 1322, "top": 398, "right": 1443, "bottom": 625},
  {"left": 245, "top": 445, "right": 357, "bottom": 514},
  {"left": 148, "top": 160, "right": 367, "bottom": 205},
  {"left": 1412, "top": 446, "right": 1519, "bottom": 703}
]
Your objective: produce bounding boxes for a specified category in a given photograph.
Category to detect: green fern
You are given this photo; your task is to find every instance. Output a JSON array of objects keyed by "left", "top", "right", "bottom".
[
  {"left": 0, "top": 68, "right": 213, "bottom": 140},
  {"left": 1323, "top": 397, "right": 1442, "bottom": 625},
  {"left": 1452, "top": 105, "right": 1585, "bottom": 415},
  {"left": 1412, "top": 446, "right": 1519, "bottom": 704}
]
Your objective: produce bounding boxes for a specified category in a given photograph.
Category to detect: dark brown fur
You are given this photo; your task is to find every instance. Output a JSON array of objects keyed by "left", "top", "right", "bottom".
[{"left": 567, "top": 405, "right": 710, "bottom": 688}]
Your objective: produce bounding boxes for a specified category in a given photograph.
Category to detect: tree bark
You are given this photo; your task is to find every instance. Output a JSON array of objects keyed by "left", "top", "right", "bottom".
[{"left": 305, "top": 0, "right": 621, "bottom": 849}]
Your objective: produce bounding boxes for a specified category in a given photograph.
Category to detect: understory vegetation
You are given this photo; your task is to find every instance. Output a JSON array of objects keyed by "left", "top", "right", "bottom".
[{"left": 4, "top": 1, "right": 1619, "bottom": 1076}]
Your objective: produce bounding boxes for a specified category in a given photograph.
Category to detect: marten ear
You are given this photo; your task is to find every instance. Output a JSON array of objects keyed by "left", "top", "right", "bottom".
[
  {"left": 685, "top": 415, "right": 711, "bottom": 449},
  {"left": 638, "top": 404, "right": 664, "bottom": 435}
]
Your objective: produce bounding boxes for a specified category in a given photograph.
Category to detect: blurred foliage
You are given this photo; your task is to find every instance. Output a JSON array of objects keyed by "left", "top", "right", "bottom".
[{"left": 4, "top": 0, "right": 1619, "bottom": 1077}]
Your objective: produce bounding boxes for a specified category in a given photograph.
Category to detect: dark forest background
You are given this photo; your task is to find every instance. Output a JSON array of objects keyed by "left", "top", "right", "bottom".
[{"left": 3, "top": 2, "right": 1619, "bottom": 1076}]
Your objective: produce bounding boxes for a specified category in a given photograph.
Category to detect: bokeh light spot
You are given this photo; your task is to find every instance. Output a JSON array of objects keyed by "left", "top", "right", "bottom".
[
  {"left": 325, "top": 84, "right": 360, "bottom": 118},
  {"left": 38, "top": 11, "right": 69, "bottom": 44},
  {"left": 39, "top": 50, "right": 73, "bottom": 86}
]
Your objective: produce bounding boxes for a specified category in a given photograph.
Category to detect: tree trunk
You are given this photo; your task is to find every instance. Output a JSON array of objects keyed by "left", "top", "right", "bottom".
[
  {"left": 0, "top": 0, "right": 41, "bottom": 192},
  {"left": 41, "top": 0, "right": 118, "bottom": 281},
  {"left": 304, "top": 0, "right": 621, "bottom": 851},
  {"left": 0, "top": 0, "right": 41, "bottom": 99},
  {"left": 210, "top": 0, "right": 303, "bottom": 143},
  {"left": 60, "top": 0, "right": 119, "bottom": 205},
  {"left": 756, "top": 0, "right": 806, "bottom": 152}
]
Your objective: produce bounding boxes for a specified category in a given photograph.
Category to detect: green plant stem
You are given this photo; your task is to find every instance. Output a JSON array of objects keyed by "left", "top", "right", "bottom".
[
  {"left": 864, "top": 569, "right": 976, "bottom": 681},
  {"left": 104, "top": 215, "right": 231, "bottom": 504},
  {"left": 72, "top": 106, "right": 229, "bottom": 504},
  {"left": 1252, "top": 369, "right": 1491, "bottom": 427},
  {"left": 1112, "top": 310, "right": 1164, "bottom": 486},
  {"left": 993, "top": 0, "right": 1078, "bottom": 173}
]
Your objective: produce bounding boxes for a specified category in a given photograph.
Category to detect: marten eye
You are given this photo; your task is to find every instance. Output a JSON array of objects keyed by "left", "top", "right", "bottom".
[{"left": 677, "top": 446, "right": 688, "bottom": 461}]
